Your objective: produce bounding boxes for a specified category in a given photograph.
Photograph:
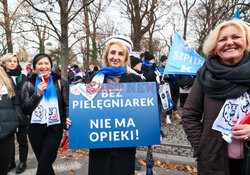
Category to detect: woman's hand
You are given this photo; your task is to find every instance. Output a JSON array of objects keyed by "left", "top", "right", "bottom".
[
  {"left": 66, "top": 118, "right": 72, "bottom": 129},
  {"left": 37, "top": 82, "right": 48, "bottom": 96},
  {"left": 64, "top": 130, "right": 69, "bottom": 137},
  {"left": 152, "top": 136, "right": 162, "bottom": 148},
  {"left": 231, "top": 124, "right": 250, "bottom": 141}
]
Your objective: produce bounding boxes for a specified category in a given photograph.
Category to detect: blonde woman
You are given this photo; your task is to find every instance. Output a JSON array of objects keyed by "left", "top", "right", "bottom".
[
  {"left": 0, "top": 66, "right": 20, "bottom": 175},
  {"left": 182, "top": 20, "right": 250, "bottom": 175},
  {"left": 2, "top": 53, "right": 28, "bottom": 174},
  {"left": 67, "top": 35, "right": 142, "bottom": 175}
]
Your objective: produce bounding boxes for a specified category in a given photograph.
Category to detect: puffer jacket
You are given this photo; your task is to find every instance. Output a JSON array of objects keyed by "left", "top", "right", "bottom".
[
  {"left": 0, "top": 77, "right": 22, "bottom": 141},
  {"left": 182, "top": 79, "right": 250, "bottom": 175},
  {"left": 5, "top": 65, "right": 29, "bottom": 125},
  {"left": 20, "top": 72, "right": 69, "bottom": 129}
]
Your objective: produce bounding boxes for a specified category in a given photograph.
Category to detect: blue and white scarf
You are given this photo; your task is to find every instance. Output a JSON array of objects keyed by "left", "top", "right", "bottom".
[
  {"left": 76, "top": 66, "right": 126, "bottom": 101},
  {"left": 30, "top": 74, "right": 61, "bottom": 126},
  {"left": 212, "top": 92, "right": 250, "bottom": 143}
]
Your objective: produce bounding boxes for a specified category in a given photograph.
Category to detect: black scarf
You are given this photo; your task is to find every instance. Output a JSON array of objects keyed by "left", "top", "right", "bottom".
[
  {"left": 5, "top": 65, "right": 22, "bottom": 76},
  {"left": 197, "top": 52, "right": 250, "bottom": 99}
]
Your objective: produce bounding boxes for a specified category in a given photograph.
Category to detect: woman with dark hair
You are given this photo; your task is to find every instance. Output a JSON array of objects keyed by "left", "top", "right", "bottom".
[{"left": 21, "top": 53, "right": 69, "bottom": 175}]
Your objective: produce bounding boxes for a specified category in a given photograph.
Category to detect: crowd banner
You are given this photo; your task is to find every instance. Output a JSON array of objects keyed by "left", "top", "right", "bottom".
[
  {"left": 69, "top": 82, "right": 161, "bottom": 149},
  {"left": 130, "top": 51, "right": 143, "bottom": 58},
  {"left": 163, "top": 32, "right": 205, "bottom": 75}
]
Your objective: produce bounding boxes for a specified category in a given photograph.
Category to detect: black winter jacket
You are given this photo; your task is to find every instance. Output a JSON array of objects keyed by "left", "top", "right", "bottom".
[
  {"left": 6, "top": 66, "right": 29, "bottom": 125},
  {"left": 0, "top": 76, "right": 22, "bottom": 141},
  {"left": 141, "top": 64, "right": 157, "bottom": 82},
  {"left": 176, "top": 75, "right": 195, "bottom": 89},
  {"left": 20, "top": 72, "right": 69, "bottom": 129}
]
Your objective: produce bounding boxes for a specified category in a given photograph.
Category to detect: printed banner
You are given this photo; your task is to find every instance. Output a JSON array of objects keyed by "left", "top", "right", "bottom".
[
  {"left": 164, "top": 32, "right": 205, "bottom": 75},
  {"left": 69, "top": 82, "right": 161, "bottom": 149},
  {"left": 212, "top": 92, "right": 250, "bottom": 135}
]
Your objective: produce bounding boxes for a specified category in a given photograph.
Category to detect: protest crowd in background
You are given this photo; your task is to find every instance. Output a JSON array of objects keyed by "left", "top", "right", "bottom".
[{"left": 0, "top": 17, "right": 249, "bottom": 175}]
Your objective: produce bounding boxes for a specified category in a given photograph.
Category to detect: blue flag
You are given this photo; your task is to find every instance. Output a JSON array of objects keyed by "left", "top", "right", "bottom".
[
  {"left": 163, "top": 32, "right": 205, "bottom": 75},
  {"left": 233, "top": 8, "right": 240, "bottom": 19},
  {"left": 52, "top": 64, "right": 56, "bottom": 72}
]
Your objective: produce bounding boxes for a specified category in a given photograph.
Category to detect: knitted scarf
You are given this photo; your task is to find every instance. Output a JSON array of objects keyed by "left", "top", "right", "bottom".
[
  {"left": 30, "top": 74, "right": 61, "bottom": 126},
  {"left": 197, "top": 52, "right": 250, "bottom": 99},
  {"left": 76, "top": 66, "right": 127, "bottom": 101}
]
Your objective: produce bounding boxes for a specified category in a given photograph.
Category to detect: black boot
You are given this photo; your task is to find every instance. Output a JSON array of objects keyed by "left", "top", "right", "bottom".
[{"left": 16, "top": 162, "right": 27, "bottom": 174}]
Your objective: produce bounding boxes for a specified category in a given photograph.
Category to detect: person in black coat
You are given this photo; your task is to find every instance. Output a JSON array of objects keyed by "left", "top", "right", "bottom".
[
  {"left": 67, "top": 36, "right": 142, "bottom": 175},
  {"left": 0, "top": 66, "right": 21, "bottom": 175},
  {"left": 2, "top": 53, "right": 28, "bottom": 174},
  {"left": 158, "top": 55, "right": 179, "bottom": 112},
  {"left": 141, "top": 51, "right": 160, "bottom": 82},
  {"left": 88, "top": 37, "right": 141, "bottom": 175},
  {"left": 176, "top": 75, "right": 195, "bottom": 108},
  {"left": 21, "top": 53, "right": 69, "bottom": 175}
]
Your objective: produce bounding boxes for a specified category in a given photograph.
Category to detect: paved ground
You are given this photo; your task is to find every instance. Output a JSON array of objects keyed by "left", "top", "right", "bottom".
[
  {"left": 9, "top": 107, "right": 197, "bottom": 175},
  {"left": 8, "top": 144, "right": 195, "bottom": 175}
]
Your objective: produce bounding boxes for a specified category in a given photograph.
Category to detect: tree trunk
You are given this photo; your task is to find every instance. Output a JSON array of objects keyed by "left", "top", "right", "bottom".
[
  {"left": 2, "top": 0, "right": 13, "bottom": 53},
  {"left": 59, "top": 0, "right": 69, "bottom": 80},
  {"left": 84, "top": 6, "right": 90, "bottom": 67}
]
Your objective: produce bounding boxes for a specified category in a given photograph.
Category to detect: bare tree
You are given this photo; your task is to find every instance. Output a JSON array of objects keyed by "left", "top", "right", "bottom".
[
  {"left": 158, "top": 14, "right": 182, "bottom": 55},
  {"left": 18, "top": 10, "right": 49, "bottom": 53},
  {"left": 119, "top": 0, "right": 159, "bottom": 51},
  {"left": 83, "top": 4, "right": 91, "bottom": 67},
  {"left": 0, "top": 0, "right": 25, "bottom": 53},
  {"left": 191, "top": 0, "right": 249, "bottom": 55},
  {"left": 75, "top": 0, "right": 110, "bottom": 67},
  {"left": 147, "top": 1, "right": 177, "bottom": 56},
  {"left": 25, "top": 0, "right": 94, "bottom": 80},
  {"left": 179, "top": 0, "right": 196, "bottom": 40}
]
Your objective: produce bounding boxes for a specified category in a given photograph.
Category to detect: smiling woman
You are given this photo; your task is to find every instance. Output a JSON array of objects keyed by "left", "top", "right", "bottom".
[
  {"left": 215, "top": 25, "right": 246, "bottom": 65},
  {"left": 182, "top": 20, "right": 250, "bottom": 175},
  {"left": 66, "top": 35, "right": 142, "bottom": 175},
  {"left": 21, "top": 53, "right": 69, "bottom": 175},
  {"left": 87, "top": 36, "right": 142, "bottom": 175},
  {"left": 107, "top": 43, "right": 126, "bottom": 67}
]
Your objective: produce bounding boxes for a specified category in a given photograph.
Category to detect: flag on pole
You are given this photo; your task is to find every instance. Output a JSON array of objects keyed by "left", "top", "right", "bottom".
[
  {"left": 52, "top": 64, "right": 56, "bottom": 72},
  {"left": 163, "top": 32, "right": 205, "bottom": 75},
  {"left": 233, "top": 7, "right": 240, "bottom": 19}
]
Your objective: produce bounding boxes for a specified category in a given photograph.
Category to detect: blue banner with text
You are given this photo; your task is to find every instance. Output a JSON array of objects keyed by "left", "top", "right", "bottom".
[
  {"left": 69, "top": 82, "right": 161, "bottom": 149},
  {"left": 164, "top": 32, "right": 205, "bottom": 75}
]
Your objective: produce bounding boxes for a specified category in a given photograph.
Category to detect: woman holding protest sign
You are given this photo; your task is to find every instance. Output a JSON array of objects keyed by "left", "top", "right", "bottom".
[
  {"left": 67, "top": 35, "right": 142, "bottom": 175},
  {"left": 182, "top": 20, "right": 250, "bottom": 175},
  {"left": 21, "top": 53, "right": 69, "bottom": 175}
]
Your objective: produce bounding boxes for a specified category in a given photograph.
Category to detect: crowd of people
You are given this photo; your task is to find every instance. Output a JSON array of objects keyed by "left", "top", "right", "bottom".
[{"left": 0, "top": 19, "right": 249, "bottom": 175}]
